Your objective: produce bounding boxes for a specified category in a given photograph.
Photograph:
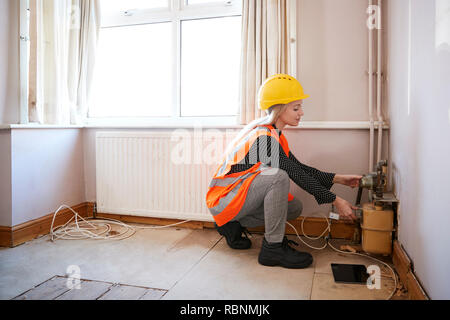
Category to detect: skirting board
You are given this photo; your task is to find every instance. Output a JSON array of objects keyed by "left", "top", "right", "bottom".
[
  {"left": 392, "top": 240, "right": 429, "bottom": 300},
  {"left": 0, "top": 203, "right": 91, "bottom": 248},
  {"left": 95, "top": 208, "right": 356, "bottom": 240},
  {"left": 0, "top": 202, "right": 356, "bottom": 248}
]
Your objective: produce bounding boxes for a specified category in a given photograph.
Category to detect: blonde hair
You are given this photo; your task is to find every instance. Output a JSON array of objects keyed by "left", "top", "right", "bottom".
[
  {"left": 266, "top": 104, "right": 289, "bottom": 125},
  {"left": 225, "top": 104, "right": 288, "bottom": 155}
]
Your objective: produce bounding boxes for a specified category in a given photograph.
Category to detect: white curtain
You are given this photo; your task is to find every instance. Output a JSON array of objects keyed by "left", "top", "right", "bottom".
[
  {"left": 239, "top": 0, "right": 296, "bottom": 125},
  {"left": 31, "top": 0, "right": 101, "bottom": 125}
]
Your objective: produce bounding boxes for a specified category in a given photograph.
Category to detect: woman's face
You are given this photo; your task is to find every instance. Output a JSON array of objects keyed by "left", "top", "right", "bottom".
[{"left": 279, "top": 100, "right": 304, "bottom": 126}]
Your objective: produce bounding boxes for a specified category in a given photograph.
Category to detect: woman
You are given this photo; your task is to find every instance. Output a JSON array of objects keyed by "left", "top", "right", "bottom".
[{"left": 206, "top": 74, "right": 361, "bottom": 269}]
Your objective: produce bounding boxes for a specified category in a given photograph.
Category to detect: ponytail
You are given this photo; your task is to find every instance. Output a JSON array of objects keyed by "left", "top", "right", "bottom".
[{"left": 225, "top": 104, "right": 288, "bottom": 155}]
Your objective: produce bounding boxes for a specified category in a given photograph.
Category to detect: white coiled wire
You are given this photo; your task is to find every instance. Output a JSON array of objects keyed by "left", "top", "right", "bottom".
[{"left": 50, "top": 205, "right": 192, "bottom": 242}]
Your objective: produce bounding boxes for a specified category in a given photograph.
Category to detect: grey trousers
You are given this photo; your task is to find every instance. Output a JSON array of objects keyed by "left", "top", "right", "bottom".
[{"left": 231, "top": 168, "right": 303, "bottom": 243}]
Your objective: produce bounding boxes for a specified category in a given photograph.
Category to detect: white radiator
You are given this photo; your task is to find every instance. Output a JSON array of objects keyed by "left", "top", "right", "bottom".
[{"left": 95, "top": 131, "right": 232, "bottom": 222}]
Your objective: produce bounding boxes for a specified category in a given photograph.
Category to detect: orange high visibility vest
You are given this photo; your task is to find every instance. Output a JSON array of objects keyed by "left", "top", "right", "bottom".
[{"left": 206, "top": 125, "right": 294, "bottom": 227}]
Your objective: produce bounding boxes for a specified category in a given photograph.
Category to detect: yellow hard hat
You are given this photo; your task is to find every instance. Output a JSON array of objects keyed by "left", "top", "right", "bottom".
[{"left": 258, "top": 74, "right": 310, "bottom": 111}]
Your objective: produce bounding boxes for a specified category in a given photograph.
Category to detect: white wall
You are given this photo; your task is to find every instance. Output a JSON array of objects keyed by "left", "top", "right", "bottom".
[
  {"left": 0, "top": 0, "right": 20, "bottom": 124},
  {"left": 387, "top": 0, "right": 450, "bottom": 299},
  {"left": 10, "top": 129, "right": 85, "bottom": 226},
  {"left": 0, "top": 0, "right": 18, "bottom": 227},
  {"left": 0, "top": 130, "right": 12, "bottom": 226},
  {"left": 298, "top": 0, "right": 371, "bottom": 121},
  {"left": 0, "top": 127, "right": 85, "bottom": 228}
]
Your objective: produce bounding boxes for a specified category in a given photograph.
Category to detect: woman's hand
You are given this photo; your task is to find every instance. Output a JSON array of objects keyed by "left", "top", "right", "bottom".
[
  {"left": 332, "top": 196, "right": 358, "bottom": 222},
  {"left": 333, "top": 174, "right": 363, "bottom": 188}
]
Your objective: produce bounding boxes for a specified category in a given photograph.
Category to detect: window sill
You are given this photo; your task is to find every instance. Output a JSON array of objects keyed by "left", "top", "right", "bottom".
[
  {"left": 0, "top": 121, "right": 390, "bottom": 130},
  {"left": 0, "top": 124, "right": 84, "bottom": 129},
  {"left": 84, "top": 116, "right": 242, "bottom": 129}
]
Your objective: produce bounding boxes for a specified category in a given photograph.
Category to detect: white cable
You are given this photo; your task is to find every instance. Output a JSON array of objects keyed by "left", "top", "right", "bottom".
[
  {"left": 286, "top": 214, "right": 398, "bottom": 300},
  {"left": 286, "top": 220, "right": 329, "bottom": 250},
  {"left": 50, "top": 205, "right": 192, "bottom": 242},
  {"left": 300, "top": 216, "right": 330, "bottom": 240},
  {"left": 52, "top": 204, "right": 398, "bottom": 299},
  {"left": 286, "top": 212, "right": 333, "bottom": 250}
]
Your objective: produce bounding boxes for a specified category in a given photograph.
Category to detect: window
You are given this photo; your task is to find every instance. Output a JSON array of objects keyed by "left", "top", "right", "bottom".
[
  {"left": 181, "top": 16, "right": 241, "bottom": 117},
  {"left": 89, "top": 0, "right": 242, "bottom": 122}
]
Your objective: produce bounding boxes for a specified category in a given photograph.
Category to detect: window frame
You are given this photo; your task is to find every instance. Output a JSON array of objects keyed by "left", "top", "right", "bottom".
[{"left": 88, "top": 0, "right": 242, "bottom": 125}]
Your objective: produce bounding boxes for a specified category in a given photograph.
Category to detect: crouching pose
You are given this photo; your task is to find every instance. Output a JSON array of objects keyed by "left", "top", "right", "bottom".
[{"left": 206, "top": 74, "right": 360, "bottom": 269}]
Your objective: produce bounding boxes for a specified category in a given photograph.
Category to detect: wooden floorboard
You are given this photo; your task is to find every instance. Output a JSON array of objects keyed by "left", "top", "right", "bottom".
[
  {"left": 98, "top": 284, "right": 148, "bottom": 300},
  {"left": 55, "top": 279, "right": 113, "bottom": 300},
  {"left": 11, "top": 276, "right": 168, "bottom": 300},
  {"left": 13, "top": 276, "right": 70, "bottom": 300},
  {"left": 139, "top": 288, "right": 167, "bottom": 300}
]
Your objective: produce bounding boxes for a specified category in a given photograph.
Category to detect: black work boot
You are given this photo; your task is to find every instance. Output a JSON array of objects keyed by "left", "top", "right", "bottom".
[
  {"left": 258, "top": 236, "right": 313, "bottom": 269},
  {"left": 215, "top": 221, "right": 252, "bottom": 249}
]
